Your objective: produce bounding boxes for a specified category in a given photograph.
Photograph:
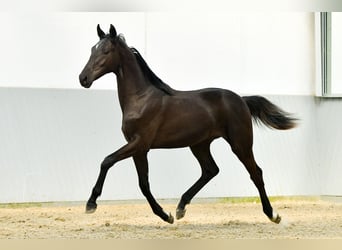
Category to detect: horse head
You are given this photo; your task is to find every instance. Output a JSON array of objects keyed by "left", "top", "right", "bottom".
[{"left": 79, "top": 24, "right": 121, "bottom": 88}]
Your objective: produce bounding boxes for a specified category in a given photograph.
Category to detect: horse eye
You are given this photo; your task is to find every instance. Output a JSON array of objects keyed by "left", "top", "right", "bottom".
[{"left": 103, "top": 49, "right": 110, "bottom": 54}]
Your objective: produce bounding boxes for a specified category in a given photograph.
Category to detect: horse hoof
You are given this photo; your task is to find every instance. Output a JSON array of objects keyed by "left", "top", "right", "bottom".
[
  {"left": 270, "top": 212, "right": 281, "bottom": 224},
  {"left": 167, "top": 213, "right": 174, "bottom": 224},
  {"left": 85, "top": 202, "right": 97, "bottom": 214},
  {"left": 176, "top": 208, "right": 186, "bottom": 220}
]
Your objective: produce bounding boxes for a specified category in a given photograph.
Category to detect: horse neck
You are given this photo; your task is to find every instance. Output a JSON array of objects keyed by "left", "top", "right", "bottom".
[{"left": 115, "top": 47, "right": 151, "bottom": 111}]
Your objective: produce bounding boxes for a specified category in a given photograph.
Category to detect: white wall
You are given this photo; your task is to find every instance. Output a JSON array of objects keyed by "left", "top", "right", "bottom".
[
  {"left": 146, "top": 12, "right": 315, "bottom": 95},
  {"left": 331, "top": 12, "right": 342, "bottom": 94},
  {"left": 2, "top": 12, "right": 338, "bottom": 203},
  {"left": 0, "top": 12, "right": 146, "bottom": 89},
  {"left": 0, "top": 12, "right": 315, "bottom": 95}
]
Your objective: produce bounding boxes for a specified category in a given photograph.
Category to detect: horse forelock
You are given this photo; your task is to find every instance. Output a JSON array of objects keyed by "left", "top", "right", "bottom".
[
  {"left": 117, "top": 34, "right": 126, "bottom": 43},
  {"left": 99, "top": 33, "right": 127, "bottom": 46}
]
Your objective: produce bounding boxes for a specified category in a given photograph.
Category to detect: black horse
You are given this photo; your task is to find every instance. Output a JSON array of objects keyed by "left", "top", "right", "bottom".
[{"left": 79, "top": 24, "right": 297, "bottom": 224}]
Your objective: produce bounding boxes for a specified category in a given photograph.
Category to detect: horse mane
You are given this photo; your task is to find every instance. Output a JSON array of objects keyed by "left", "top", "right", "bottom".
[{"left": 130, "top": 47, "right": 175, "bottom": 95}]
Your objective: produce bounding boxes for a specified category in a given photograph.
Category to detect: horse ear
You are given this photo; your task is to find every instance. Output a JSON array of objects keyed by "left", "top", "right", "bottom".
[
  {"left": 97, "top": 24, "right": 105, "bottom": 39},
  {"left": 109, "top": 24, "right": 117, "bottom": 38}
]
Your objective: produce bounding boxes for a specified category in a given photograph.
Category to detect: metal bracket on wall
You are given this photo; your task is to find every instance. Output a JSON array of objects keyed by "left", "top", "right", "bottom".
[{"left": 320, "top": 12, "right": 331, "bottom": 97}]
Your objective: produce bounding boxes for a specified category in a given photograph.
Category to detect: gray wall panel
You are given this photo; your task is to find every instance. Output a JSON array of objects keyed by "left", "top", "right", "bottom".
[
  {"left": 316, "top": 98, "right": 342, "bottom": 195},
  {"left": 0, "top": 87, "right": 340, "bottom": 203}
]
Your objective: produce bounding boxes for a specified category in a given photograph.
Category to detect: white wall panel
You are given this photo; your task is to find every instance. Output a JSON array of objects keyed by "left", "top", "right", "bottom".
[
  {"left": 1, "top": 12, "right": 315, "bottom": 95},
  {"left": 331, "top": 13, "right": 342, "bottom": 94},
  {"left": 0, "top": 12, "right": 145, "bottom": 90},
  {"left": 145, "top": 12, "right": 315, "bottom": 95}
]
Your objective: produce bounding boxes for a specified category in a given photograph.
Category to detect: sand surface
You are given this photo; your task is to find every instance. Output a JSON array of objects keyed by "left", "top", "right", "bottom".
[{"left": 1, "top": 198, "right": 341, "bottom": 239}]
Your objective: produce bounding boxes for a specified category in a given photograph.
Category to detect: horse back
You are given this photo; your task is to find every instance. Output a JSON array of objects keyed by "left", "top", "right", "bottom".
[{"left": 150, "top": 88, "right": 250, "bottom": 148}]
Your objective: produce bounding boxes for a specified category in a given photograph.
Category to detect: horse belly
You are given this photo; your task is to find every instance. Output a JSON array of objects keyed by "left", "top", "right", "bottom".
[{"left": 151, "top": 112, "right": 215, "bottom": 148}]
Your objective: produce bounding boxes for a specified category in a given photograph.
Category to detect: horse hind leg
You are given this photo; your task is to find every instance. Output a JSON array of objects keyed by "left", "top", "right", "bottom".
[
  {"left": 227, "top": 137, "right": 281, "bottom": 224},
  {"left": 176, "top": 141, "right": 219, "bottom": 220},
  {"left": 253, "top": 163, "right": 281, "bottom": 224}
]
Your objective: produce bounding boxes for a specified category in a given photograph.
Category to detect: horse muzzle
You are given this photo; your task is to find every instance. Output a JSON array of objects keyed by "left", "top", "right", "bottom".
[{"left": 79, "top": 73, "right": 93, "bottom": 88}]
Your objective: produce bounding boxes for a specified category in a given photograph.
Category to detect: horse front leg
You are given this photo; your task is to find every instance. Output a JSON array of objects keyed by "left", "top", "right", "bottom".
[
  {"left": 86, "top": 136, "right": 141, "bottom": 213},
  {"left": 133, "top": 153, "right": 174, "bottom": 224}
]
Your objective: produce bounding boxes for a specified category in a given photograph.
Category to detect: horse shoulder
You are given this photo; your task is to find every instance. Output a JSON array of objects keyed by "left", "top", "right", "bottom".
[{"left": 121, "top": 94, "right": 164, "bottom": 140}]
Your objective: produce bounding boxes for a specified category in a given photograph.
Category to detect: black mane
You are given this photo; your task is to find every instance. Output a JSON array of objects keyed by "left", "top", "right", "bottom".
[{"left": 130, "top": 47, "right": 175, "bottom": 95}]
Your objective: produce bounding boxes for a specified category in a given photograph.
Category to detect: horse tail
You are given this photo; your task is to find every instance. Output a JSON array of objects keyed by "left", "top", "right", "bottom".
[{"left": 242, "top": 95, "right": 298, "bottom": 130}]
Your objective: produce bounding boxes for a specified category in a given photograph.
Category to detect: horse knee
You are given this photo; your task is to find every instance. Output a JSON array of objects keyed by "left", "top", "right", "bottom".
[{"left": 101, "top": 156, "right": 115, "bottom": 170}]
